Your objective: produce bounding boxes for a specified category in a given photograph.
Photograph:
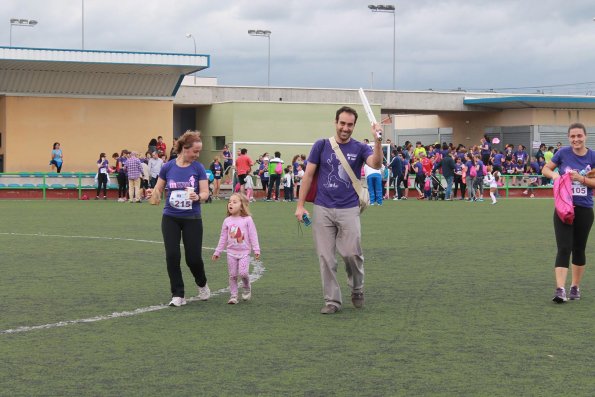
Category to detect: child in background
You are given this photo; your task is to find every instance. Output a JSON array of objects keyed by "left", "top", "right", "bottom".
[
  {"left": 283, "top": 165, "right": 294, "bottom": 201},
  {"left": 485, "top": 166, "right": 500, "bottom": 205},
  {"left": 295, "top": 164, "right": 304, "bottom": 199},
  {"left": 212, "top": 193, "right": 261, "bottom": 304},
  {"left": 244, "top": 174, "right": 256, "bottom": 202}
]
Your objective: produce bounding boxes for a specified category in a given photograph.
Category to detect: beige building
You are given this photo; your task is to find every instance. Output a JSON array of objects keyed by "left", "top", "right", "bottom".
[{"left": 2, "top": 47, "right": 595, "bottom": 173}]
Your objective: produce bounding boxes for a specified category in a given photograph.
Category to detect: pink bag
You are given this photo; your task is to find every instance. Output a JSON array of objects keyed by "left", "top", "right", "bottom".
[{"left": 553, "top": 173, "right": 574, "bottom": 225}]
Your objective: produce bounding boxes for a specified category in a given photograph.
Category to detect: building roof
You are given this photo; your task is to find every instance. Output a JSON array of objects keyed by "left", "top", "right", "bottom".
[
  {"left": 0, "top": 46, "right": 209, "bottom": 98},
  {"left": 464, "top": 95, "right": 595, "bottom": 110}
]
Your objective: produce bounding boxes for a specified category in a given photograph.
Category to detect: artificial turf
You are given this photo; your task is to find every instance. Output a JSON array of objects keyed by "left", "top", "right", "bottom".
[{"left": 1, "top": 198, "right": 594, "bottom": 396}]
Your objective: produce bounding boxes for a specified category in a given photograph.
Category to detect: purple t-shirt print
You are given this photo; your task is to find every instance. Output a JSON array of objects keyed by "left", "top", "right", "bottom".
[
  {"left": 159, "top": 160, "right": 207, "bottom": 217},
  {"left": 552, "top": 146, "right": 595, "bottom": 208},
  {"left": 307, "top": 138, "right": 372, "bottom": 209}
]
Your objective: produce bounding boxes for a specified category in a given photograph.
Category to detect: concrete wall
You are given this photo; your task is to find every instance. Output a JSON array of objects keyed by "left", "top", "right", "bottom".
[
  {"left": 196, "top": 101, "right": 381, "bottom": 167},
  {"left": 4, "top": 96, "right": 173, "bottom": 172}
]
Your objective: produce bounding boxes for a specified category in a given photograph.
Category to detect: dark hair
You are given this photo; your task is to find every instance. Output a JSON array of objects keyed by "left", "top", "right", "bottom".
[
  {"left": 112, "top": 152, "right": 119, "bottom": 159},
  {"left": 274, "top": 151, "right": 281, "bottom": 158},
  {"left": 335, "top": 106, "right": 358, "bottom": 123},
  {"left": 568, "top": 122, "right": 587, "bottom": 135},
  {"left": 53, "top": 142, "right": 60, "bottom": 149},
  {"left": 98, "top": 152, "right": 106, "bottom": 161},
  {"left": 241, "top": 148, "right": 248, "bottom": 155},
  {"left": 149, "top": 138, "right": 158, "bottom": 146},
  {"left": 175, "top": 130, "right": 202, "bottom": 153}
]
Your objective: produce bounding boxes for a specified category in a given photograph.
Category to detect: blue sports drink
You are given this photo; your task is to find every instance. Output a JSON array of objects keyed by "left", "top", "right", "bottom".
[{"left": 302, "top": 213, "right": 312, "bottom": 226}]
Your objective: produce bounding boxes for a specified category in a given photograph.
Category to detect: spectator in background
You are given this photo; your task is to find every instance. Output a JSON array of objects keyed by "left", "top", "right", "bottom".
[
  {"left": 50, "top": 142, "right": 63, "bottom": 173},
  {"left": 283, "top": 165, "right": 295, "bottom": 202},
  {"left": 480, "top": 135, "right": 491, "bottom": 165},
  {"left": 413, "top": 141, "right": 426, "bottom": 160},
  {"left": 295, "top": 163, "right": 304, "bottom": 199},
  {"left": 554, "top": 141, "right": 562, "bottom": 154},
  {"left": 148, "top": 151, "right": 163, "bottom": 188},
  {"left": 235, "top": 148, "right": 254, "bottom": 195},
  {"left": 210, "top": 156, "right": 223, "bottom": 199},
  {"left": 96, "top": 152, "right": 109, "bottom": 200},
  {"left": 514, "top": 144, "right": 528, "bottom": 165},
  {"left": 535, "top": 143, "right": 546, "bottom": 162},
  {"left": 436, "top": 151, "right": 455, "bottom": 200},
  {"left": 389, "top": 148, "right": 403, "bottom": 200},
  {"left": 115, "top": 150, "right": 129, "bottom": 202},
  {"left": 140, "top": 157, "right": 150, "bottom": 200},
  {"left": 126, "top": 151, "right": 143, "bottom": 203},
  {"left": 267, "top": 152, "right": 284, "bottom": 201},
  {"left": 222, "top": 144, "right": 233, "bottom": 183},
  {"left": 169, "top": 138, "right": 178, "bottom": 161},
  {"left": 491, "top": 149, "right": 504, "bottom": 173},
  {"left": 156, "top": 136, "right": 167, "bottom": 155},
  {"left": 258, "top": 157, "right": 270, "bottom": 197},
  {"left": 453, "top": 156, "right": 466, "bottom": 200},
  {"left": 148, "top": 138, "right": 158, "bottom": 154},
  {"left": 365, "top": 162, "right": 383, "bottom": 205}
]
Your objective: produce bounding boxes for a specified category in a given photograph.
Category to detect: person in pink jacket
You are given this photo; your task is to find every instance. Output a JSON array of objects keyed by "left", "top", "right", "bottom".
[{"left": 212, "top": 193, "right": 261, "bottom": 304}]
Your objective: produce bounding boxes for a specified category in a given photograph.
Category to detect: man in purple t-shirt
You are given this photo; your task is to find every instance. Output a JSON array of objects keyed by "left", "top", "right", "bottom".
[{"left": 295, "top": 106, "right": 383, "bottom": 314}]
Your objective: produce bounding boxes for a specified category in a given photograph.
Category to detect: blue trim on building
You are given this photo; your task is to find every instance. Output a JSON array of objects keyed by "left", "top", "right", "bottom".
[
  {"left": 0, "top": 45, "right": 210, "bottom": 59},
  {"left": 464, "top": 96, "right": 595, "bottom": 105}
]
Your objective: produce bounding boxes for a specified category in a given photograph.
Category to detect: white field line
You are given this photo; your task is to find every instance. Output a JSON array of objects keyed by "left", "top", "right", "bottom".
[{"left": 0, "top": 232, "right": 266, "bottom": 335}]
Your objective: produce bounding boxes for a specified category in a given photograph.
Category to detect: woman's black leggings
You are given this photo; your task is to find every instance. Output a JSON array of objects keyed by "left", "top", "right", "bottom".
[
  {"left": 161, "top": 215, "right": 207, "bottom": 297},
  {"left": 96, "top": 173, "right": 107, "bottom": 197},
  {"left": 554, "top": 206, "right": 594, "bottom": 268}
]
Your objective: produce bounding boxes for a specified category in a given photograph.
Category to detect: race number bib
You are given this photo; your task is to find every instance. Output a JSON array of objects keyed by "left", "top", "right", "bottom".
[
  {"left": 169, "top": 190, "right": 192, "bottom": 210},
  {"left": 572, "top": 182, "right": 587, "bottom": 197},
  {"left": 99, "top": 167, "right": 107, "bottom": 174}
]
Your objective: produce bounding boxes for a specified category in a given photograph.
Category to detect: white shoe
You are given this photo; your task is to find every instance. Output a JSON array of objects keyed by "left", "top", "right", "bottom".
[
  {"left": 242, "top": 289, "right": 252, "bottom": 301},
  {"left": 228, "top": 296, "right": 238, "bottom": 304},
  {"left": 169, "top": 297, "right": 186, "bottom": 307},
  {"left": 197, "top": 284, "right": 211, "bottom": 301}
]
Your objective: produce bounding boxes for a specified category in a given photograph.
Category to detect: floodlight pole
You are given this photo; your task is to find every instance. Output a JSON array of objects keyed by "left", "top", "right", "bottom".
[
  {"left": 368, "top": 4, "right": 396, "bottom": 90},
  {"left": 82, "top": 0, "right": 85, "bottom": 49},
  {"left": 185, "top": 33, "right": 197, "bottom": 84},
  {"left": 248, "top": 29, "right": 272, "bottom": 86}
]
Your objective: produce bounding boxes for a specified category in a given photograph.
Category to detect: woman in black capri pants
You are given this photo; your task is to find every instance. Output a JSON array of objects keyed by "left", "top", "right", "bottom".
[{"left": 542, "top": 122, "right": 595, "bottom": 303}]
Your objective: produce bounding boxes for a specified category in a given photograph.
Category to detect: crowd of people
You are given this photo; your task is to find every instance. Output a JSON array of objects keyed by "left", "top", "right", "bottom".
[
  {"left": 91, "top": 136, "right": 179, "bottom": 201},
  {"left": 209, "top": 147, "right": 308, "bottom": 202}
]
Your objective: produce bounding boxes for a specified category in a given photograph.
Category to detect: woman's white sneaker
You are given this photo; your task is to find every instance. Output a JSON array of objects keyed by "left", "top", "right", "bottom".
[
  {"left": 228, "top": 296, "right": 238, "bottom": 304},
  {"left": 169, "top": 297, "right": 187, "bottom": 307},
  {"left": 197, "top": 284, "right": 211, "bottom": 301}
]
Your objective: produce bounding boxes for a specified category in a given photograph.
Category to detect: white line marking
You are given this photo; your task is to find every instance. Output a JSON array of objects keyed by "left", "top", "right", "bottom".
[{"left": 0, "top": 233, "right": 265, "bottom": 334}]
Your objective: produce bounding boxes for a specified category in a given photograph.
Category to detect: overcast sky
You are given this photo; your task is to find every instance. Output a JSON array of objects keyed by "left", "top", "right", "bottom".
[{"left": 3, "top": 0, "right": 595, "bottom": 94}]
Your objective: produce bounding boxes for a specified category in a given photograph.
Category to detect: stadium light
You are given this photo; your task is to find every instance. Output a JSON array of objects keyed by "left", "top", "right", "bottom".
[
  {"left": 185, "top": 33, "right": 198, "bottom": 84},
  {"left": 368, "top": 4, "right": 396, "bottom": 90},
  {"left": 248, "top": 29, "right": 272, "bottom": 86},
  {"left": 9, "top": 18, "right": 38, "bottom": 47}
]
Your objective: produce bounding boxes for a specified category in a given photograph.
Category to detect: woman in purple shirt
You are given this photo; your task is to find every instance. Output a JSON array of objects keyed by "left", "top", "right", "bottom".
[
  {"left": 543, "top": 123, "right": 595, "bottom": 303},
  {"left": 147, "top": 130, "right": 211, "bottom": 307}
]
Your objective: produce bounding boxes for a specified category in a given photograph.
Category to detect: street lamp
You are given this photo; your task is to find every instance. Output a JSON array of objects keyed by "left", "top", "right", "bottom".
[
  {"left": 248, "top": 29, "right": 272, "bottom": 86},
  {"left": 9, "top": 18, "right": 38, "bottom": 47},
  {"left": 368, "top": 4, "right": 396, "bottom": 90},
  {"left": 185, "top": 33, "right": 197, "bottom": 84}
]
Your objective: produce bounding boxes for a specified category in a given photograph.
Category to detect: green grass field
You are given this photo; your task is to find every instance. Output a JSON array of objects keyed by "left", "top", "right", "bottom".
[{"left": 1, "top": 198, "right": 594, "bottom": 396}]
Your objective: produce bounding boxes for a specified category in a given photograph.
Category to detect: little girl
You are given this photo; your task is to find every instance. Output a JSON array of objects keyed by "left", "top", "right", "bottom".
[
  {"left": 212, "top": 193, "right": 261, "bottom": 304},
  {"left": 485, "top": 166, "right": 500, "bottom": 205},
  {"left": 244, "top": 174, "right": 256, "bottom": 202}
]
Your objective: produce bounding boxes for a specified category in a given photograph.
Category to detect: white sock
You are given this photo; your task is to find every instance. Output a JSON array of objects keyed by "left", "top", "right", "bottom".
[{"left": 490, "top": 192, "right": 496, "bottom": 203}]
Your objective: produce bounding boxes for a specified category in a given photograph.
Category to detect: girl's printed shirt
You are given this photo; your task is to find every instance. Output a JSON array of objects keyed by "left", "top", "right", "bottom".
[
  {"left": 159, "top": 160, "right": 207, "bottom": 217},
  {"left": 214, "top": 216, "right": 261, "bottom": 259},
  {"left": 552, "top": 147, "right": 595, "bottom": 208}
]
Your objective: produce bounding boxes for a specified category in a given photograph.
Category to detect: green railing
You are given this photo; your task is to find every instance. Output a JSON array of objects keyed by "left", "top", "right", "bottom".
[{"left": 0, "top": 172, "right": 109, "bottom": 200}]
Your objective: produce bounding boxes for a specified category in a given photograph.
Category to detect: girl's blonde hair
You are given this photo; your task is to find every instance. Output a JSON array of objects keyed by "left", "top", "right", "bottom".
[{"left": 227, "top": 193, "right": 251, "bottom": 217}]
